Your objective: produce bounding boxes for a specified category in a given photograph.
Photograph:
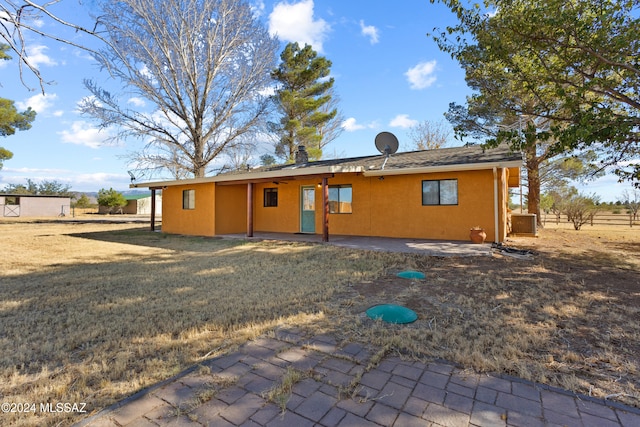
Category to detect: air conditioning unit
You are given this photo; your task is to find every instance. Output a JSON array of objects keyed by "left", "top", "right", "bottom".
[{"left": 510, "top": 213, "right": 538, "bottom": 236}]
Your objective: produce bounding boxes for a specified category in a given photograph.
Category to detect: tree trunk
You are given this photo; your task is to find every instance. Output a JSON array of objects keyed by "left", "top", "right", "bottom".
[
  {"left": 524, "top": 144, "right": 542, "bottom": 227},
  {"left": 194, "top": 141, "right": 205, "bottom": 178}
]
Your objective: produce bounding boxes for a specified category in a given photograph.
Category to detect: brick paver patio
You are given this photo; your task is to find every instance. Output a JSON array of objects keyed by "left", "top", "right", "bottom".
[{"left": 76, "top": 327, "right": 640, "bottom": 427}]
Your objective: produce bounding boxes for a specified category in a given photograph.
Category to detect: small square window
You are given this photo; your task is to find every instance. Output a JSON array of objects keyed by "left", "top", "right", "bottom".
[
  {"left": 422, "top": 179, "right": 458, "bottom": 206},
  {"left": 5, "top": 196, "right": 20, "bottom": 205},
  {"left": 264, "top": 188, "right": 278, "bottom": 207},
  {"left": 183, "top": 189, "right": 195, "bottom": 209},
  {"left": 329, "top": 185, "right": 352, "bottom": 213}
]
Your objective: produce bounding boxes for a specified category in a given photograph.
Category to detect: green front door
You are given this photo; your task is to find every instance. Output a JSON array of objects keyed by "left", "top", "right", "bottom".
[{"left": 300, "top": 186, "right": 315, "bottom": 233}]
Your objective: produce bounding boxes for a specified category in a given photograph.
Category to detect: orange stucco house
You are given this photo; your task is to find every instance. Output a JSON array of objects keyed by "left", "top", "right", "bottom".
[{"left": 131, "top": 144, "right": 522, "bottom": 243}]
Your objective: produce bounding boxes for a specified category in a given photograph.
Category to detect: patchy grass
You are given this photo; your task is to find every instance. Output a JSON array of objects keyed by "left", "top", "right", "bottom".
[
  {"left": 170, "top": 369, "right": 237, "bottom": 422},
  {"left": 262, "top": 366, "right": 318, "bottom": 413},
  {"left": 327, "top": 225, "right": 640, "bottom": 408},
  {"left": 0, "top": 221, "right": 389, "bottom": 426},
  {"left": 1, "top": 220, "right": 639, "bottom": 426}
]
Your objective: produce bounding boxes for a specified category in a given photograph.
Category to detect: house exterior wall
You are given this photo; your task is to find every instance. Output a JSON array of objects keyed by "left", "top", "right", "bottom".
[
  {"left": 371, "top": 171, "right": 494, "bottom": 241},
  {"left": 159, "top": 168, "right": 512, "bottom": 242},
  {"left": 122, "top": 196, "right": 163, "bottom": 214},
  {"left": 122, "top": 201, "right": 136, "bottom": 214},
  {"left": 215, "top": 185, "right": 246, "bottom": 234},
  {"left": 161, "top": 183, "right": 216, "bottom": 236},
  {"left": 253, "top": 179, "right": 313, "bottom": 233},
  {"left": 146, "top": 196, "right": 163, "bottom": 215},
  {"left": 342, "top": 170, "right": 497, "bottom": 241},
  {"left": 250, "top": 169, "right": 509, "bottom": 242},
  {"left": 23, "top": 197, "right": 71, "bottom": 217},
  {"left": 499, "top": 168, "right": 510, "bottom": 242},
  {"left": 0, "top": 196, "right": 70, "bottom": 217}
]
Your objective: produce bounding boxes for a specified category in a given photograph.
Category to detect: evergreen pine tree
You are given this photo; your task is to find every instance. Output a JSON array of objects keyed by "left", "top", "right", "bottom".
[
  {"left": 0, "top": 45, "right": 36, "bottom": 170},
  {"left": 271, "top": 43, "right": 337, "bottom": 161}
]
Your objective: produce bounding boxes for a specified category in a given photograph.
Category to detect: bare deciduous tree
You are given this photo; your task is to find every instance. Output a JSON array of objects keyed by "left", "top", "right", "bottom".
[
  {"left": 407, "top": 119, "right": 452, "bottom": 151},
  {"left": 126, "top": 140, "right": 194, "bottom": 180},
  {"left": 619, "top": 189, "right": 640, "bottom": 224},
  {"left": 563, "top": 191, "right": 600, "bottom": 230},
  {"left": 1, "top": 1, "right": 106, "bottom": 93},
  {"left": 81, "top": 0, "right": 279, "bottom": 178},
  {"left": 316, "top": 88, "right": 344, "bottom": 154},
  {"left": 220, "top": 143, "right": 254, "bottom": 172}
]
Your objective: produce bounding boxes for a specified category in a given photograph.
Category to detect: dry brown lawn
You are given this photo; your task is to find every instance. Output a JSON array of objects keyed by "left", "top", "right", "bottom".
[
  {"left": 1, "top": 219, "right": 639, "bottom": 426},
  {"left": 332, "top": 224, "right": 640, "bottom": 409}
]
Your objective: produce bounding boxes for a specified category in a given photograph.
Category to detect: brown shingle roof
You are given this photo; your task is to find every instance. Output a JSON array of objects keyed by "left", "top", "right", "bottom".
[
  {"left": 233, "top": 143, "right": 522, "bottom": 175},
  {"left": 131, "top": 144, "right": 522, "bottom": 189}
]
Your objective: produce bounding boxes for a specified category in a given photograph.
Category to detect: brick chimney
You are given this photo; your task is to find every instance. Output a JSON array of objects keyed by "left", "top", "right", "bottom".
[{"left": 295, "top": 145, "right": 308, "bottom": 164}]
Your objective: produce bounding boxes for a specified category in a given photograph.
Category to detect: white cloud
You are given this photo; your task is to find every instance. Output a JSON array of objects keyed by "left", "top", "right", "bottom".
[
  {"left": 342, "top": 118, "right": 365, "bottom": 131},
  {"left": 2, "top": 166, "right": 68, "bottom": 175},
  {"left": 258, "top": 85, "right": 277, "bottom": 97},
  {"left": 0, "top": 167, "right": 72, "bottom": 189},
  {"left": 359, "top": 20, "right": 379, "bottom": 44},
  {"left": 0, "top": 168, "right": 130, "bottom": 192},
  {"left": 0, "top": 10, "right": 11, "bottom": 23},
  {"left": 405, "top": 60, "right": 437, "bottom": 90},
  {"left": 25, "top": 45, "right": 58, "bottom": 68},
  {"left": 341, "top": 117, "right": 378, "bottom": 132},
  {"left": 0, "top": 58, "right": 8, "bottom": 69},
  {"left": 32, "top": 17, "right": 45, "bottom": 28},
  {"left": 252, "top": 0, "right": 266, "bottom": 17},
  {"left": 127, "top": 97, "right": 146, "bottom": 107},
  {"left": 74, "top": 49, "right": 96, "bottom": 62},
  {"left": 618, "top": 159, "right": 640, "bottom": 166},
  {"left": 77, "top": 95, "right": 100, "bottom": 110},
  {"left": 74, "top": 172, "right": 128, "bottom": 186},
  {"left": 389, "top": 114, "right": 418, "bottom": 129},
  {"left": 16, "top": 93, "right": 58, "bottom": 114},
  {"left": 58, "top": 121, "right": 110, "bottom": 149},
  {"left": 138, "top": 64, "right": 157, "bottom": 84},
  {"left": 269, "top": 0, "right": 330, "bottom": 52}
]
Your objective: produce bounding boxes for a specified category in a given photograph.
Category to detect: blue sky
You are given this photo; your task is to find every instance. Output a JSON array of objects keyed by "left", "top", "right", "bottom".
[{"left": 0, "top": 0, "right": 632, "bottom": 201}]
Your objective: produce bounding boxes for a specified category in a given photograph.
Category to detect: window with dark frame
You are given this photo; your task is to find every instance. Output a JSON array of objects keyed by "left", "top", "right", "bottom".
[
  {"left": 264, "top": 188, "right": 278, "bottom": 207},
  {"left": 422, "top": 179, "right": 458, "bottom": 205},
  {"left": 328, "top": 185, "right": 352, "bottom": 213},
  {"left": 182, "top": 189, "right": 195, "bottom": 210}
]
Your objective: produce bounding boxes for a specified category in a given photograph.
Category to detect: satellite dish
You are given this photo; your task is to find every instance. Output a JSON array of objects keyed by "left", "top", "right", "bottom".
[{"left": 375, "top": 132, "right": 399, "bottom": 156}]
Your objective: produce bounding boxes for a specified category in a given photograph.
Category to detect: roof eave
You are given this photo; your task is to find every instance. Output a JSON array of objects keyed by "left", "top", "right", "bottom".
[
  {"left": 130, "top": 159, "right": 522, "bottom": 189},
  {"left": 362, "top": 160, "right": 523, "bottom": 177},
  {"left": 130, "top": 165, "right": 366, "bottom": 189}
]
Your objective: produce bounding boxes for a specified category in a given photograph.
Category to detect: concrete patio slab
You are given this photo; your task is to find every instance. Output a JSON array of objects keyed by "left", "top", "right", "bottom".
[{"left": 221, "top": 232, "right": 492, "bottom": 256}]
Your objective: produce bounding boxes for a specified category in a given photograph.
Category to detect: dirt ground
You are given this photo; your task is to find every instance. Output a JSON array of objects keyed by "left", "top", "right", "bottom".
[
  {"left": 1, "top": 219, "right": 638, "bottom": 427},
  {"left": 338, "top": 225, "right": 640, "bottom": 408}
]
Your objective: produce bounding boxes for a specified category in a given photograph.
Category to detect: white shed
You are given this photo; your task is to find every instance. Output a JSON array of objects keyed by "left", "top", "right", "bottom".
[
  {"left": 123, "top": 193, "right": 162, "bottom": 215},
  {"left": 0, "top": 194, "right": 71, "bottom": 217}
]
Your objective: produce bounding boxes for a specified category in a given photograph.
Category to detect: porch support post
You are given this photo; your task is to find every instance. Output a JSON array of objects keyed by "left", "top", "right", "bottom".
[
  {"left": 322, "top": 177, "right": 329, "bottom": 242},
  {"left": 247, "top": 183, "right": 254, "bottom": 237},
  {"left": 493, "top": 167, "right": 499, "bottom": 243},
  {"left": 150, "top": 188, "right": 156, "bottom": 232}
]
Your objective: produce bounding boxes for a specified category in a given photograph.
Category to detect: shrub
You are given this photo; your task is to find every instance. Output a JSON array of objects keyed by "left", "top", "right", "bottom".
[
  {"left": 563, "top": 192, "right": 600, "bottom": 230},
  {"left": 97, "top": 188, "right": 127, "bottom": 214}
]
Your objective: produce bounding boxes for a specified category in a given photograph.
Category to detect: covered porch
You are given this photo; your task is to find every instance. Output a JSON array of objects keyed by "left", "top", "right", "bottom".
[
  {"left": 222, "top": 173, "right": 335, "bottom": 242},
  {"left": 218, "top": 231, "right": 493, "bottom": 257}
]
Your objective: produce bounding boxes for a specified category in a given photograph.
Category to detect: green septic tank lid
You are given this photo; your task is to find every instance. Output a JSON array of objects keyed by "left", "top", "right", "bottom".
[
  {"left": 396, "top": 270, "right": 426, "bottom": 279},
  {"left": 366, "top": 304, "right": 418, "bottom": 324}
]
